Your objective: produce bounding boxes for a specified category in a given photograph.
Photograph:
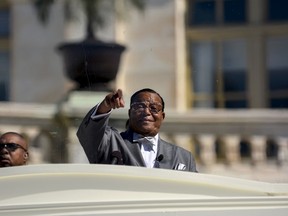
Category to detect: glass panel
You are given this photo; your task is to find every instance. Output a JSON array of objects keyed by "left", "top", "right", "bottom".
[
  {"left": 189, "top": 0, "right": 216, "bottom": 26},
  {"left": 222, "top": 39, "right": 247, "bottom": 92},
  {"left": 0, "top": 51, "right": 9, "bottom": 101},
  {"left": 0, "top": 9, "right": 9, "bottom": 36},
  {"left": 268, "top": 0, "right": 288, "bottom": 22},
  {"left": 0, "top": 6, "right": 10, "bottom": 101},
  {"left": 224, "top": 0, "right": 246, "bottom": 24},
  {"left": 222, "top": 39, "right": 247, "bottom": 108},
  {"left": 190, "top": 41, "right": 216, "bottom": 107},
  {"left": 223, "top": 70, "right": 245, "bottom": 92},
  {"left": 269, "top": 69, "right": 288, "bottom": 90},
  {"left": 225, "top": 100, "right": 246, "bottom": 108},
  {"left": 270, "top": 99, "right": 288, "bottom": 108},
  {"left": 267, "top": 37, "right": 288, "bottom": 108}
]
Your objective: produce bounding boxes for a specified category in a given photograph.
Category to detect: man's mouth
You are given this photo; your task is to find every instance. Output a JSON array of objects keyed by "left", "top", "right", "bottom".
[
  {"left": 141, "top": 120, "right": 152, "bottom": 124},
  {"left": 141, "top": 117, "right": 153, "bottom": 121},
  {"left": 0, "top": 156, "right": 10, "bottom": 163}
]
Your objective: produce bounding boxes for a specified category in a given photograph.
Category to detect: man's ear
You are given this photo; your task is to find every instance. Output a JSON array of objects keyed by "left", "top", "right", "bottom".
[
  {"left": 162, "top": 112, "right": 165, "bottom": 120},
  {"left": 23, "top": 152, "right": 29, "bottom": 160}
]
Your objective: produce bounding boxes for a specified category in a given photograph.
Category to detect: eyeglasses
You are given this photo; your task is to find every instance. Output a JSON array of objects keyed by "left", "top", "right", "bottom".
[
  {"left": 130, "top": 102, "right": 163, "bottom": 114},
  {"left": 0, "top": 143, "right": 27, "bottom": 152}
]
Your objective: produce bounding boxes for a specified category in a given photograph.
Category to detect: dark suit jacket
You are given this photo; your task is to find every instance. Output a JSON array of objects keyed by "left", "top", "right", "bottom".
[{"left": 77, "top": 107, "right": 197, "bottom": 172}]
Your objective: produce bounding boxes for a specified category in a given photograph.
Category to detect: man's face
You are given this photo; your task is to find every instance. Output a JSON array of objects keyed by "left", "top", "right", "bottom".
[
  {"left": 128, "top": 92, "right": 165, "bottom": 136},
  {"left": 0, "top": 134, "right": 28, "bottom": 167}
]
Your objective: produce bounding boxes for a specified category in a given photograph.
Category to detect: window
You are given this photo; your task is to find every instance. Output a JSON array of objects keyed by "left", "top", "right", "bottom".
[
  {"left": 0, "top": 6, "right": 10, "bottom": 101},
  {"left": 222, "top": 39, "right": 247, "bottom": 108},
  {"left": 190, "top": 39, "right": 247, "bottom": 108},
  {"left": 267, "top": 0, "right": 288, "bottom": 22},
  {"left": 0, "top": 51, "right": 9, "bottom": 101},
  {"left": 223, "top": 0, "right": 246, "bottom": 24},
  {"left": 0, "top": 8, "right": 9, "bottom": 36},
  {"left": 267, "top": 37, "right": 288, "bottom": 108},
  {"left": 187, "top": 0, "right": 288, "bottom": 109},
  {"left": 188, "top": 0, "right": 247, "bottom": 26},
  {"left": 190, "top": 41, "right": 216, "bottom": 107},
  {"left": 189, "top": 0, "right": 216, "bottom": 25}
]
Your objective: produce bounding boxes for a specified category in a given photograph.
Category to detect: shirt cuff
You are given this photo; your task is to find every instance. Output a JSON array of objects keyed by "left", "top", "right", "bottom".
[{"left": 90, "top": 103, "right": 112, "bottom": 120}]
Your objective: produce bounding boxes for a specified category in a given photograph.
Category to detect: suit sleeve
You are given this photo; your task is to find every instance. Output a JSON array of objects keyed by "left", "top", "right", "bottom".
[
  {"left": 188, "top": 153, "right": 198, "bottom": 172},
  {"left": 76, "top": 107, "right": 111, "bottom": 163}
]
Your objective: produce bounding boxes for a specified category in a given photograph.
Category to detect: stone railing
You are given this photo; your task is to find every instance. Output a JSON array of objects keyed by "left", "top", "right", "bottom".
[
  {"left": 0, "top": 102, "right": 68, "bottom": 163},
  {"left": 1, "top": 101, "right": 288, "bottom": 181}
]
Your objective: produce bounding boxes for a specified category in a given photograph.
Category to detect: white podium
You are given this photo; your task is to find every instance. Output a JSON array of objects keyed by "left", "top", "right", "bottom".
[{"left": 1, "top": 164, "right": 288, "bottom": 215}]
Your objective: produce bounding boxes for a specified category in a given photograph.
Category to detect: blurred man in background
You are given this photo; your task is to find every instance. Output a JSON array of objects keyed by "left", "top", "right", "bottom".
[{"left": 0, "top": 132, "right": 29, "bottom": 167}]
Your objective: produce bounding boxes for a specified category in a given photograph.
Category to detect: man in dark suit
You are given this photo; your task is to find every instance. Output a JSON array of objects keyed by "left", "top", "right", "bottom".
[{"left": 77, "top": 88, "right": 197, "bottom": 172}]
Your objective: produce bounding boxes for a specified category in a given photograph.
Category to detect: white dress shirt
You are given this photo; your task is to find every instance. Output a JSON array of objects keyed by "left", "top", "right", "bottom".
[{"left": 133, "top": 133, "right": 158, "bottom": 168}]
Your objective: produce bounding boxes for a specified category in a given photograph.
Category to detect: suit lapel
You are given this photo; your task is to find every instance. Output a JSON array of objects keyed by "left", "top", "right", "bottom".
[
  {"left": 121, "top": 130, "right": 146, "bottom": 166},
  {"left": 156, "top": 139, "right": 174, "bottom": 169}
]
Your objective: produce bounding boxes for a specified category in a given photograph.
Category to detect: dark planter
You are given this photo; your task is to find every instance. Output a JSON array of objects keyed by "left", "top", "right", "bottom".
[{"left": 57, "top": 39, "right": 126, "bottom": 91}]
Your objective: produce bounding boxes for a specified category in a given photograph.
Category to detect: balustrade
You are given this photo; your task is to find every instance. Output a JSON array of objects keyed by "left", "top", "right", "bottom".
[{"left": 1, "top": 102, "right": 288, "bottom": 181}]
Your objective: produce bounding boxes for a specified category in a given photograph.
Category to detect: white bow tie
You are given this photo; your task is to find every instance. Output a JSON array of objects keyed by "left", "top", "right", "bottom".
[
  {"left": 133, "top": 136, "right": 157, "bottom": 152},
  {"left": 134, "top": 136, "right": 155, "bottom": 144}
]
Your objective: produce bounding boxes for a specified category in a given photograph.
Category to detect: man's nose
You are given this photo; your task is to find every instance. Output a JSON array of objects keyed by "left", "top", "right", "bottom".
[
  {"left": 143, "top": 106, "right": 152, "bottom": 114},
  {"left": 0, "top": 147, "right": 9, "bottom": 154}
]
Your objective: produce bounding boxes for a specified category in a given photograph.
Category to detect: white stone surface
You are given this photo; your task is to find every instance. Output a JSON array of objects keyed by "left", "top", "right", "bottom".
[
  {"left": 0, "top": 164, "right": 288, "bottom": 216},
  {"left": 10, "top": 1, "right": 72, "bottom": 103}
]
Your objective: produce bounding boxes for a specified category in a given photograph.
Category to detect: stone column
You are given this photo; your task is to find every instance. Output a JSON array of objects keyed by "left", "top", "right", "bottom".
[
  {"left": 222, "top": 135, "right": 241, "bottom": 165},
  {"left": 250, "top": 136, "right": 267, "bottom": 166},
  {"left": 247, "top": 0, "right": 267, "bottom": 108},
  {"left": 198, "top": 134, "right": 216, "bottom": 166}
]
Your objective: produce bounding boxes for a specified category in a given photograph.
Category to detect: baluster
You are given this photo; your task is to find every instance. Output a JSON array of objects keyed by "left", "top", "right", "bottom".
[
  {"left": 222, "top": 135, "right": 240, "bottom": 165},
  {"left": 250, "top": 135, "right": 266, "bottom": 166},
  {"left": 198, "top": 134, "right": 216, "bottom": 166},
  {"left": 276, "top": 137, "right": 288, "bottom": 166}
]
